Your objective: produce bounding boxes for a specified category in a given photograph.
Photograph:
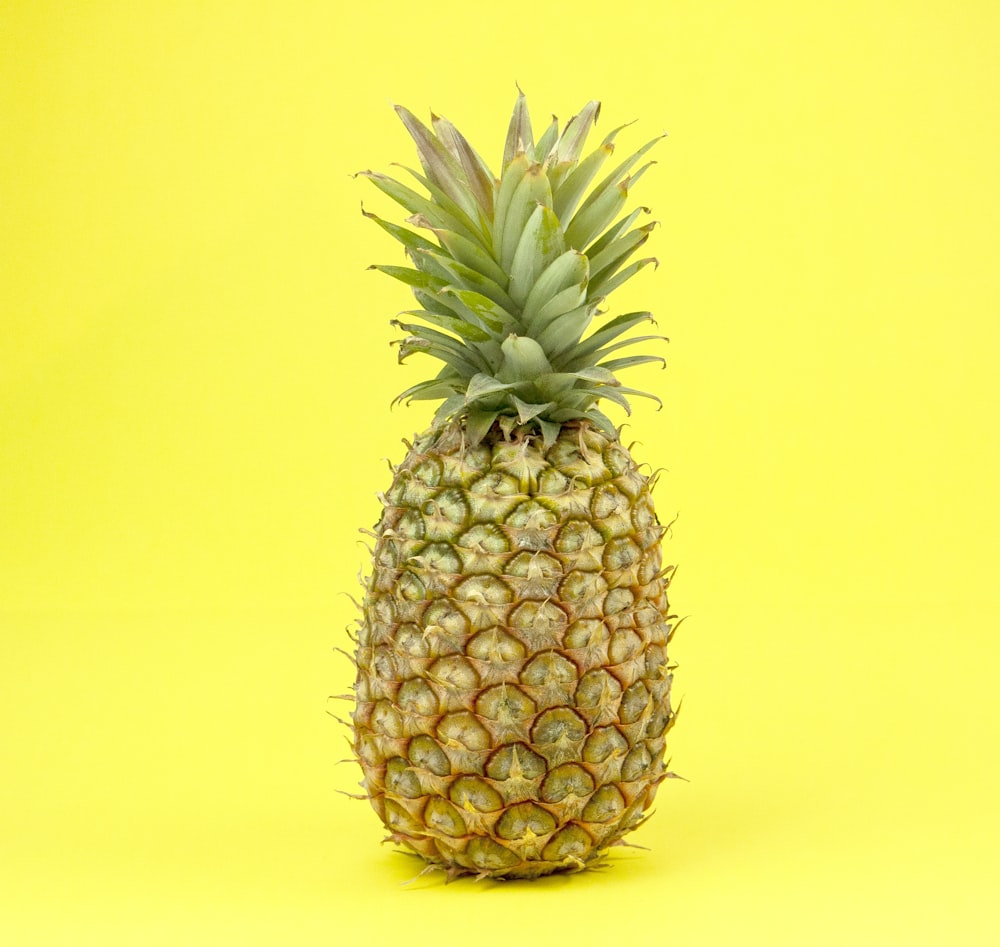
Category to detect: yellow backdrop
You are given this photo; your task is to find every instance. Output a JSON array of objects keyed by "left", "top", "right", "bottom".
[{"left": 2, "top": 1, "right": 998, "bottom": 944}]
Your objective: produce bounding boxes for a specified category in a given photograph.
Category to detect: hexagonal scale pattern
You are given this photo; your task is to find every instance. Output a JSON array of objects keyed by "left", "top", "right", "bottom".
[{"left": 352, "top": 421, "right": 677, "bottom": 879}]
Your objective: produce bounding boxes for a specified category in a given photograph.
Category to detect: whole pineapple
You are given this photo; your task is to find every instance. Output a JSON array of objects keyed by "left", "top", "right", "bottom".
[{"left": 351, "top": 92, "right": 677, "bottom": 880}]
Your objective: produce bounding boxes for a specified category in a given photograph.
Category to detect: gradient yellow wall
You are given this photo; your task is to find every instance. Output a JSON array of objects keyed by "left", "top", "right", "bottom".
[{"left": 2, "top": 2, "right": 998, "bottom": 944}]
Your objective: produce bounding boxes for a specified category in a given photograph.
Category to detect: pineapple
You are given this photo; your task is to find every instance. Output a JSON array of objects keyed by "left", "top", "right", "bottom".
[{"left": 350, "top": 92, "right": 677, "bottom": 880}]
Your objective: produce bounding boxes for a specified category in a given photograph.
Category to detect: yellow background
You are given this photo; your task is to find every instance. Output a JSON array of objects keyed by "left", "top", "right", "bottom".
[{"left": 2, "top": 1, "right": 998, "bottom": 943}]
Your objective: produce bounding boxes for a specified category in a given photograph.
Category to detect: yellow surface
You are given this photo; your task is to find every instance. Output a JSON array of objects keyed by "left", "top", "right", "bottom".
[{"left": 2, "top": 1, "right": 998, "bottom": 944}]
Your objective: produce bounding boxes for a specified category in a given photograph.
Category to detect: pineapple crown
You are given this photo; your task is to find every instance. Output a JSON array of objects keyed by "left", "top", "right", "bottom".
[{"left": 360, "top": 90, "right": 666, "bottom": 446}]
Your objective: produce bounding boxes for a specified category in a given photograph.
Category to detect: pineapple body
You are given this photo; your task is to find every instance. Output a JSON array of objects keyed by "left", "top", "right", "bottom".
[{"left": 353, "top": 421, "right": 675, "bottom": 879}]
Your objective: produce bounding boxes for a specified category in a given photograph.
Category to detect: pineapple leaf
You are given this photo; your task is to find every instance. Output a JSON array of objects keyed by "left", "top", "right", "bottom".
[
  {"left": 412, "top": 250, "right": 517, "bottom": 315},
  {"left": 498, "top": 164, "right": 553, "bottom": 273},
  {"left": 394, "top": 105, "right": 481, "bottom": 222},
  {"left": 536, "top": 304, "right": 596, "bottom": 359},
  {"left": 551, "top": 141, "right": 615, "bottom": 224},
  {"left": 528, "top": 283, "right": 590, "bottom": 337},
  {"left": 362, "top": 93, "right": 667, "bottom": 433},
  {"left": 432, "top": 392, "right": 467, "bottom": 421},
  {"left": 571, "top": 333, "right": 668, "bottom": 370},
  {"left": 430, "top": 113, "right": 496, "bottom": 216},
  {"left": 511, "top": 395, "right": 556, "bottom": 424},
  {"left": 573, "top": 365, "right": 618, "bottom": 384},
  {"left": 587, "top": 222, "right": 656, "bottom": 287},
  {"left": 465, "top": 373, "right": 518, "bottom": 405},
  {"left": 497, "top": 335, "right": 553, "bottom": 382},
  {"left": 579, "top": 134, "right": 664, "bottom": 210},
  {"left": 612, "top": 384, "right": 663, "bottom": 408},
  {"left": 555, "top": 101, "right": 602, "bottom": 164},
  {"left": 358, "top": 170, "right": 465, "bottom": 235},
  {"left": 597, "top": 354, "right": 667, "bottom": 373},
  {"left": 428, "top": 228, "right": 510, "bottom": 290},
  {"left": 392, "top": 377, "right": 462, "bottom": 407},
  {"left": 531, "top": 372, "right": 578, "bottom": 400},
  {"left": 438, "top": 286, "right": 518, "bottom": 332},
  {"left": 565, "top": 179, "right": 629, "bottom": 251},
  {"left": 583, "top": 408, "right": 619, "bottom": 435},
  {"left": 521, "top": 249, "right": 589, "bottom": 332},
  {"left": 412, "top": 287, "right": 461, "bottom": 318},
  {"left": 585, "top": 205, "right": 650, "bottom": 258},
  {"left": 465, "top": 408, "right": 501, "bottom": 445},
  {"left": 580, "top": 383, "right": 633, "bottom": 414},
  {"left": 553, "top": 310, "right": 654, "bottom": 368},
  {"left": 532, "top": 114, "right": 560, "bottom": 162},
  {"left": 393, "top": 310, "right": 493, "bottom": 343},
  {"left": 537, "top": 416, "right": 561, "bottom": 448},
  {"left": 407, "top": 247, "right": 458, "bottom": 284},
  {"left": 508, "top": 205, "right": 566, "bottom": 309},
  {"left": 492, "top": 154, "right": 531, "bottom": 262},
  {"left": 503, "top": 90, "right": 534, "bottom": 170},
  {"left": 591, "top": 256, "right": 658, "bottom": 299},
  {"left": 361, "top": 205, "right": 438, "bottom": 253},
  {"left": 396, "top": 164, "right": 490, "bottom": 251},
  {"left": 369, "top": 264, "right": 446, "bottom": 293}
]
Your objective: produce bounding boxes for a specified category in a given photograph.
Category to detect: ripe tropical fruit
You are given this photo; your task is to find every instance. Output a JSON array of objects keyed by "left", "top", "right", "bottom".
[{"left": 350, "top": 92, "right": 678, "bottom": 880}]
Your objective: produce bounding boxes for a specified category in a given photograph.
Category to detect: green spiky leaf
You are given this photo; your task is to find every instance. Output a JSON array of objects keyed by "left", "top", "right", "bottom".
[{"left": 363, "top": 93, "right": 667, "bottom": 431}]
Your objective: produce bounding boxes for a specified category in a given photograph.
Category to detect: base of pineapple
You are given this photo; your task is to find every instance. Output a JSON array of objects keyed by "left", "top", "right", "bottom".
[{"left": 378, "top": 780, "right": 662, "bottom": 881}]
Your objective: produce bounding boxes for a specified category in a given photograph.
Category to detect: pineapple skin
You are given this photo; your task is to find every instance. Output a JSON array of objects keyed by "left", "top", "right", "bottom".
[{"left": 352, "top": 420, "right": 676, "bottom": 879}]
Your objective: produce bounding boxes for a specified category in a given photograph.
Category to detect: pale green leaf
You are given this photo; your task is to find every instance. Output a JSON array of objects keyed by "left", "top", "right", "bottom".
[
  {"left": 498, "top": 163, "right": 553, "bottom": 272},
  {"left": 573, "top": 366, "right": 617, "bottom": 384},
  {"left": 466, "top": 408, "right": 501, "bottom": 445},
  {"left": 413, "top": 250, "right": 517, "bottom": 316},
  {"left": 584, "top": 383, "right": 633, "bottom": 414},
  {"left": 551, "top": 142, "right": 614, "bottom": 224},
  {"left": 575, "top": 134, "right": 664, "bottom": 217},
  {"left": 531, "top": 372, "right": 578, "bottom": 400},
  {"left": 358, "top": 170, "right": 465, "bottom": 234},
  {"left": 394, "top": 105, "right": 481, "bottom": 222},
  {"left": 538, "top": 417, "right": 561, "bottom": 448},
  {"left": 431, "top": 113, "right": 496, "bottom": 216},
  {"left": 503, "top": 90, "right": 534, "bottom": 170},
  {"left": 361, "top": 205, "right": 438, "bottom": 253},
  {"left": 492, "top": 154, "right": 531, "bottom": 261},
  {"left": 597, "top": 354, "right": 666, "bottom": 373},
  {"left": 396, "top": 165, "right": 489, "bottom": 251},
  {"left": 430, "top": 228, "right": 510, "bottom": 290},
  {"left": 438, "top": 286, "right": 517, "bottom": 332},
  {"left": 392, "top": 377, "right": 462, "bottom": 407},
  {"left": 587, "top": 222, "right": 655, "bottom": 283},
  {"left": 511, "top": 395, "right": 556, "bottom": 424},
  {"left": 393, "top": 310, "right": 492, "bottom": 342},
  {"left": 537, "top": 304, "right": 596, "bottom": 359},
  {"left": 555, "top": 310, "right": 654, "bottom": 367},
  {"left": 508, "top": 205, "right": 566, "bottom": 308},
  {"left": 555, "top": 101, "right": 601, "bottom": 164},
  {"left": 584, "top": 409, "right": 618, "bottom": 436},
  {"left": 585, "top": 206, "right": 649, "bottom": 258},
  {"left": 527, "top": 285, "right": 589, "bottom": 337},
  {"left": 574, "top": 333, "right": 668, "bottom": 369},
  {"left": 394, "top": 322, "right": 489, "bottom": 374},
  {"left": 432, "top": 392, "right": 467, "bottom": 421},
  {"left": 564, "top": 179, "right": 628, "bottom": 251},
  {"left": 613, "top": 384, "right": 663, "bottom": 408},
  {"left": 592, "top": 256, "right": 657, "bottom": 298},
  {"left": 497, "top": 335, "right": 553, "bottom": 383},
  {"left": 464, "top": 373, "right": 518, "bottom": 405},
  {"left": 369, "top": 264, "right": 446, "bottom": 293},
  {"left": 521, "top": 250, "right": 589, "bottom": 332},
  {"left": 532, "top": 115, "right": 559, "bottom": 162}
]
